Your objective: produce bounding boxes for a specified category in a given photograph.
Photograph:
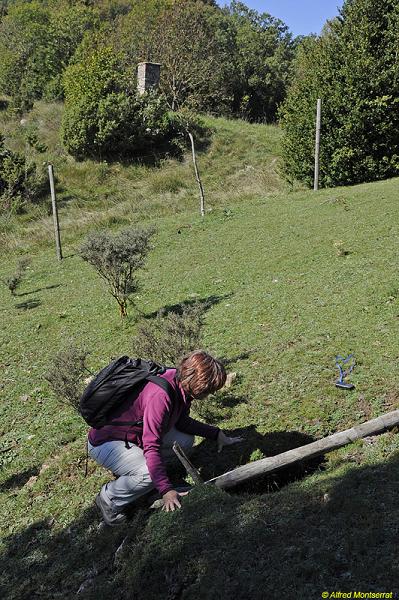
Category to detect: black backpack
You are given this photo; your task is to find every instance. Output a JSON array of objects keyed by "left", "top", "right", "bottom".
[{"left": 79, "top": 356, "right": 177, "bottom": 429}]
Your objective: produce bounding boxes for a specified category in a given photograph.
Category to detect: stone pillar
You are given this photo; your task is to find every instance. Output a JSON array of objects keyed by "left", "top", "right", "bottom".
[{"left": 137, "top": 62, "right": 161, "bottom": 95}]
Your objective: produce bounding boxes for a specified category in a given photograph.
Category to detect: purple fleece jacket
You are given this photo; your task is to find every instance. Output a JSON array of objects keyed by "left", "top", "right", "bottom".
[{"left": 88, "top": 369, "right": 220, "bottom": 495}]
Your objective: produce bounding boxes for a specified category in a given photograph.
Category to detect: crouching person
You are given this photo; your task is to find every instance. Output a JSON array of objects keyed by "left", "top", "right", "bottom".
[{"left": 88, "top": 350, "right": 242, "bottom": 525}]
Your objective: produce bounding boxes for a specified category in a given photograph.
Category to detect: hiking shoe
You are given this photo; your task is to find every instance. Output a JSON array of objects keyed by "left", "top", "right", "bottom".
[{"left": 95, "top": 490, "right": 127, "bottom": 527}]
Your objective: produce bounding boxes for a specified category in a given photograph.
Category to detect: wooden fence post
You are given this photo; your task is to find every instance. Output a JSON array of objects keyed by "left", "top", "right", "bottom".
[
  {"left": 48, "top": 164, "right": 63, "bottom": 261},
  {"left": 314, "top": 98, "right": 322, "bottom": 191},
  {"left": 188, "top": 131, "right": 205, "bottom": 217}
]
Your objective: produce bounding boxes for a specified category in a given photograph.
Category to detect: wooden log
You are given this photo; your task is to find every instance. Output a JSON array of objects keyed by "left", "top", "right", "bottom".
[{"left": 206, "top": 409, "right": 399, "bottom": 490}]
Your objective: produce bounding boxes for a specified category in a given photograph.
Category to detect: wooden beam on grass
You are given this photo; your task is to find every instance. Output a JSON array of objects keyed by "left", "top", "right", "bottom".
[{"left": 206, "top": 409, "right": 399, "bottom": 490}]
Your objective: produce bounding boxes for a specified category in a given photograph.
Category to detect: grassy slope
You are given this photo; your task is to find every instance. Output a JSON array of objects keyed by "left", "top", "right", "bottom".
[
  {"left": 1, "top": 105, "right": 399, "bottom": 599},
  {"left": 0, "top": 102, "right": 284, "bottom": 253}
]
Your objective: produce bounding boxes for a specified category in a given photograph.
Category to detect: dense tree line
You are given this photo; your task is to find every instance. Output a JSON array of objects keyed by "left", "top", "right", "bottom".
[
  {"left": 1, "top": 0, "right": 397, "bottom": 189},
  {"left": 280, "top": 0, "right": 399, "bottom": 187},
  {"left": 0, "top": 1, "right": 125, "bottom": 112},
  {"left": 0, "top": 0, "right": 295, "bottom": 122}
]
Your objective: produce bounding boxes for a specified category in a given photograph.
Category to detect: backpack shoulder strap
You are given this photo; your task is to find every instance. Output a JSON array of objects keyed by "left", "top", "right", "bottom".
[
  {"left": 146, "top": 374, "right": 177, "bottom": 400},
  {"left": 111, "top": 374, "right": 180, "bottom": 427}
]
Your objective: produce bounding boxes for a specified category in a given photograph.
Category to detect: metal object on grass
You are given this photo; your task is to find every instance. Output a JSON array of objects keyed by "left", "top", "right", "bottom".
[{"left": 335, "top": 354, "right": 356, "bottom": 390}]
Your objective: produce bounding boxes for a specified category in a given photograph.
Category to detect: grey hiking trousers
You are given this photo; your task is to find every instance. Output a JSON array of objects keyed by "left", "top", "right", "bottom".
[{"left": 88, "top": 427, "right": 194, "bottom": 510}]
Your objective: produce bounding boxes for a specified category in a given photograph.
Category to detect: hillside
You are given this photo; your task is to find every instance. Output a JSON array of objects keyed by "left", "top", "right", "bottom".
[
  {"left": 1, "top": 111, "right": 399, "bottom": 599},
  {"left": 0, "top": 102, "right": 284, "bottom": 253}
]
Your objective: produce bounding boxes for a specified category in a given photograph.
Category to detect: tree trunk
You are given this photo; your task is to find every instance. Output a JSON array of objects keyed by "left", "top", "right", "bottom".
[{"left": 119, "top": 301, "right": 127, "bottom": 318}]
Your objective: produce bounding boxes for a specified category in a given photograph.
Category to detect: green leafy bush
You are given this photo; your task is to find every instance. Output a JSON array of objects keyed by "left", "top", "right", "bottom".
[
  {"left": 80, "top": 226, "right": 155, "bottom": 318},
  {"left": 0, "top": 2, "right": 98, "bottom": 112},
  {"left": 25, "top": 123, "right": 47, "bottom": 153},
  {"left": 0, "top": 133, "right": 47, "bottom": 213},
  {"left": 61, "top": 46, "right": 187, "bottom": 160},
  {"left": 280, "top": 0, "right": 399, "bottom": 187}
]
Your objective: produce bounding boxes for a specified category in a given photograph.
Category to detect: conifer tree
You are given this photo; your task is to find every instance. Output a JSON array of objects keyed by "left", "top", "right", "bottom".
[{"left": 280, "top": 0, "right": 399, "bottom": 187}]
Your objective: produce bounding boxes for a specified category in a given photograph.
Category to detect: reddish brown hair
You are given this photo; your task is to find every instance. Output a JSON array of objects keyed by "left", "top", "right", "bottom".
[{"left": 176, "top": 350, "right": 226, "bottom": 398}]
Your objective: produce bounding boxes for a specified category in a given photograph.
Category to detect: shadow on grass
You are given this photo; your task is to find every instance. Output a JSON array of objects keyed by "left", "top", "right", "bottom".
[
  {"left": 0, "top": 503, "right": 141, "bottom": 599},
  {"left": 61, "top": 253, "right": 76, "bottom": 260},
  {"left": 56, "top": 194, "right": 79, "bottom": 209},
  {"left": 187, "top": 425, "right": 324, "bottom": 493},
  {"left": 110, "top": 149, "right": 181, "bottom": 168},
  {"left": 2, "top": 455, "right": 399, "bottom": 599},
  {"left": 14, "top": 299, "right": 41, "bottom": 310},
  {"left": 144, "top": 293, "right": 233, "bottom": 320},
  {"left": 17, "top": 284, "right": 61, "bottom": 297},
  {"left": 220, "top": 351, "right": 256, "bottom": 367},
  {"left": 109, "top": 129, "right": 212, "bottom": 168},
  {"left": 118, "top": 458, "right": 399, "bottom": 599},
  {"left": 69, "top": 130, "right": 212, "bottom": 169},
  {"left": 0, "top": 467, "right": 40, "bottom": 493}
]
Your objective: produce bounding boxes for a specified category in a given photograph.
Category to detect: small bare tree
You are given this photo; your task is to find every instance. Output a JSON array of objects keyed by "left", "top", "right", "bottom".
[
  {"left": 44, "top": 345, "right": 92, "bottom": 412},
  {"left": 2, "top": 257, "right": 30, "bottom": 295},
  {"left": 80, "top": 227, "right": 155, "bottom": 318},
  {"left": 132, "top": 302, "right": 206, "bottom": 365},
  {"left": 152, "top": 1, "right": 224, "bottom": 111}
]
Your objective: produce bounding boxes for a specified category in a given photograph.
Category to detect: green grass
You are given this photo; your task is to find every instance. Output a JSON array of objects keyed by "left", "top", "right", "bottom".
[{"left": 1, "top": 104, "right": 399, "bottom": 599}]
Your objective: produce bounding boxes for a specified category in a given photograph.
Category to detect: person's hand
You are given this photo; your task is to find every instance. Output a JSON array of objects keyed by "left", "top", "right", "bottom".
[
  {"left": 217, "top": 430, "right": 244, "bottom": 453},
  {"left": 162, "top": 490, "right": 189, "bottom": 512}
]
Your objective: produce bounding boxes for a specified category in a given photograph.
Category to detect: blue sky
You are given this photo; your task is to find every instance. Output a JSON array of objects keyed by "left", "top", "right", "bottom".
[{"left": 217, "top": 1, "right": 345, "bottom": 37}]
